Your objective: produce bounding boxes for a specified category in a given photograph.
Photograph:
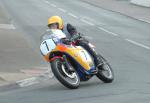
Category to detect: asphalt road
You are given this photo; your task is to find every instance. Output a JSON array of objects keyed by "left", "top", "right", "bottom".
[{"left": 0, "top": 0, "right": 150, "bottom": 103}]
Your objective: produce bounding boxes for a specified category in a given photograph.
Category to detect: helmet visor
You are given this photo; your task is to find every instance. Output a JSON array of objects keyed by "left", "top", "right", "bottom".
[{"left": 48, "top": 23, "right": 58, "bottom": 29}]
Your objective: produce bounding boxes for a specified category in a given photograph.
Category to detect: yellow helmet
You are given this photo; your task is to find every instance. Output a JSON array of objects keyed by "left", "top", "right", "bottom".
[{"left": 47, "top": 16, "right": 63, "bottom": 29}]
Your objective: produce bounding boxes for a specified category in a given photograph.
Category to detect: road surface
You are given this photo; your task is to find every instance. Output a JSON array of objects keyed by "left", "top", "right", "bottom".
[{"left": 0, "top": 0, "right": 150, "bottom": 103}]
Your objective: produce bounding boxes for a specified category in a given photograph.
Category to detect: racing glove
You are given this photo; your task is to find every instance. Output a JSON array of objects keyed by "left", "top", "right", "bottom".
[{"left": 67, "top": 23, "right": 77, "bottom": 36}]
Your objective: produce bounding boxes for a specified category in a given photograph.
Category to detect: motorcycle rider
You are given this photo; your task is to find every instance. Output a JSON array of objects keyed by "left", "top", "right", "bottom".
[{"left": 47, "top": 16, "right": 102, "bottom": 68}]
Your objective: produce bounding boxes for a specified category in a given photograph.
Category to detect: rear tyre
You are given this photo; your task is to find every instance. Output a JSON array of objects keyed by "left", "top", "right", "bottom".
[
  {"left": 96, "top": 55, "right": 114, "bottom": 83},
  {"left": 51, "top": 58, "right": 80, "bottom": 89}
]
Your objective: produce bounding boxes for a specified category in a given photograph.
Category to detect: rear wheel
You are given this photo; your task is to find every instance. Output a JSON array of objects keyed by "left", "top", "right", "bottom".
[
  {"left": 96, "top": 55, "right": 114, "bottom": 83},
  {"left": 51, "top": 58, "right": 80, "bottom": 89}
]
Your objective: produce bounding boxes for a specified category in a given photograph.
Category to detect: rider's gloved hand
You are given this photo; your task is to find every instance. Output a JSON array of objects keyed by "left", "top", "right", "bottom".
[
  {"left": 67, "top": 23, "right": 77, "bottom": 36},
  {"left": 61, "top": 38, "right": 71, "bottom": 45}
]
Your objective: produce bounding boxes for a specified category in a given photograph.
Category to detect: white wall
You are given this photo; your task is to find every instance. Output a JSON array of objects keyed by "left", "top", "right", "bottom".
[{"left": 131, "top": 0, "right": 150, "bottom": 7}]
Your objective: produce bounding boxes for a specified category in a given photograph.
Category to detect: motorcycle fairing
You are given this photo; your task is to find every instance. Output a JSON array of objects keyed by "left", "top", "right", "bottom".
[{"left": 48, "top": 44, "right": 95, "bottom": 71}]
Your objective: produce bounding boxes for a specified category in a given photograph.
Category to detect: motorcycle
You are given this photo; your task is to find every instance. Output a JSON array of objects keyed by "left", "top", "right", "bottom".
[{"left": 40, "top": 29, "right": 114, "bottom": 89}]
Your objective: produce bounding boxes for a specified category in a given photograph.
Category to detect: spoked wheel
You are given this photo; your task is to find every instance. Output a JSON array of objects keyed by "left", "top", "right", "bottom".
[
  {"left": 96, "top": 55, "right": 114, "bottom": 83},
  {"left": 51, "top": 58, "right": 80, "bottom": 89}
]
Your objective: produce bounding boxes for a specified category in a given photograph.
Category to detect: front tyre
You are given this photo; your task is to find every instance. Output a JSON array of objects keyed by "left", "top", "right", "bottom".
[
  {"left": 51, "top": 58, "right": 80, "bottom": 89},
  {"left": 96, "top": 55, "right": 114, "bottom": 83}
]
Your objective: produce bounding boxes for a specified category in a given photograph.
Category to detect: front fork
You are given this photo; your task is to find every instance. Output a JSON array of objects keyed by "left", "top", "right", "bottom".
[{"left": 62, "top": 55, "right": 75, "bottom": 72}]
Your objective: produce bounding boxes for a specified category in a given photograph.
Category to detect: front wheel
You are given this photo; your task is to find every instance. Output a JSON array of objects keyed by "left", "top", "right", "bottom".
[
  {"left": 51, "top": 58, "right": 80, "bottom": 89},
  {"left": 96, "top": 55, "right": 114, "bottom": 83}
]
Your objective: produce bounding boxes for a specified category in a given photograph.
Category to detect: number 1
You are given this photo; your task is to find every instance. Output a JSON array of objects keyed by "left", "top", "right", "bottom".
[
  {"left": 82, "top": 51, "right": 87, "bottom": 60},
  {"left": 43, "top": 41, "right": 49, "bottom": 51}
]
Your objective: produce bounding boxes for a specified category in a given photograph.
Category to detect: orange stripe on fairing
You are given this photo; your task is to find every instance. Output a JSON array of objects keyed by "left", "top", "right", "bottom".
[{"left": 56, "top": 44, "right": 67, "bottom": 51}]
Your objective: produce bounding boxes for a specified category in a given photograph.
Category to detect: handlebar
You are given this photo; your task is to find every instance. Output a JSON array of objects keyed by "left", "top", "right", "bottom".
[
  {"left": 61, "top": 33, "right": 82, "bottom": 45},
  {"left": 70, "top": 33, "right": 83, "bottom": 41}
]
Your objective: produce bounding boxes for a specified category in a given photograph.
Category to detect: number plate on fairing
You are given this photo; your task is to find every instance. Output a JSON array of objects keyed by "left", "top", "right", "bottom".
[
  {"left": 40, "top": 39, "right": 56, "bottom": 55},
  {"left": 77, "top": 46, "right": 94, "bottom": 64}
]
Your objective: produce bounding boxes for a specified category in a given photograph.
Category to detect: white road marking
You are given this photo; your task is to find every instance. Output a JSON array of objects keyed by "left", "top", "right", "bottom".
[
  {"left": 83, "top": 35, "right": 93, "bottom": 40},
  {"left": 0, "top": 24, "right": 16, "bottom": 29},
  {"left": 44, "top": 0, "right": 49, "bottom": 4},
  {"left": 16, "top": 75, "right": 53, "bottom": 87},
  {"left": 58, "top": 8, "right": 67, "bottom": 13},
  {"left": 98, "top": 27, "right": 118, "bottom": 36},
  {"left": 16, "top": 73, "right": 53, "bottom": 87},
  {"left": 80, "top": 19, "right": 95, "bottom": 26},
  {"left": 125, "top": 39, "right": 150, "bottom": 50},
  {"left": 16, "top": 77, "right": 39, "bottom": 87},
  {"left": 138, "top": 19, "right": 150, "bottom": 24},
  {"left": 50, "top": 4, "right": 57, "bottom": 7},
  {"left": 68, "top": 13, "right": 78, "bottom": 19}
]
